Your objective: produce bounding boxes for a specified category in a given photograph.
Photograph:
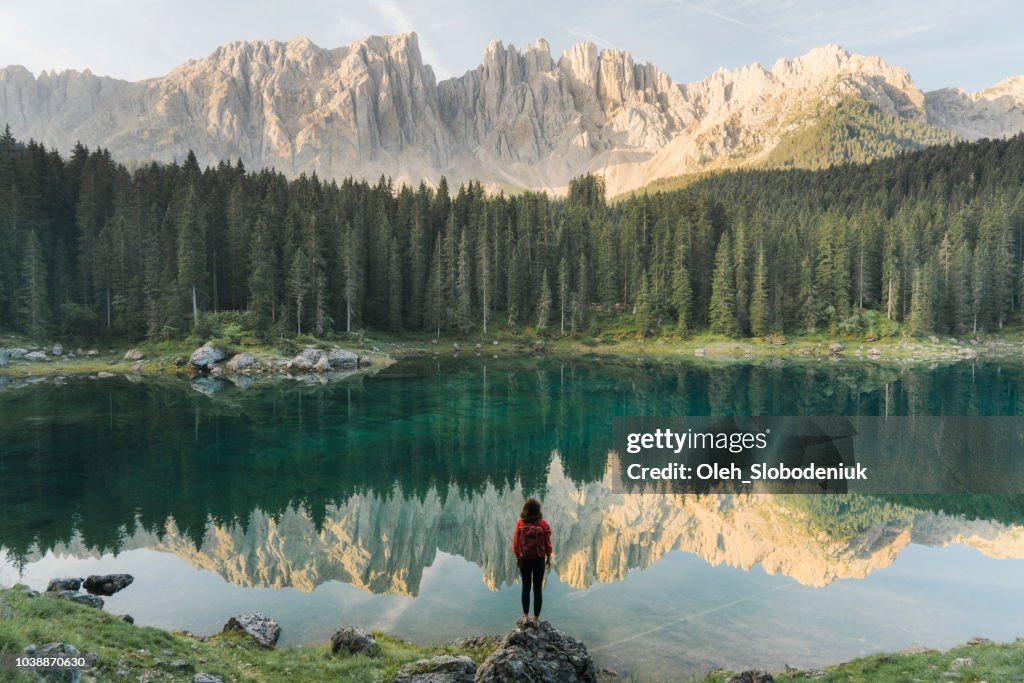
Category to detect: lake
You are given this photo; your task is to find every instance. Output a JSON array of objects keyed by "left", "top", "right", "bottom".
[{"left": 3, "top": 356, "right": 1024, "bottom": 680}]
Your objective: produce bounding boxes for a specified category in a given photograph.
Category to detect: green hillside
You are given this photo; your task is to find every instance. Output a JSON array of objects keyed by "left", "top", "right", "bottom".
[{"left": 761, "top": 97, "right": 959, "bottom": 169}]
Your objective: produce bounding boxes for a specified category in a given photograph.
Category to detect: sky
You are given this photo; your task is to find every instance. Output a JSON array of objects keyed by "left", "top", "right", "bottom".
[{"left": 0, "top": 0, "right": 1021, "bottom": 92}]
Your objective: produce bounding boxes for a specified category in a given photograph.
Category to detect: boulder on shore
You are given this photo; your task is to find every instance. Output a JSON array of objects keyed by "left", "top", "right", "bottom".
[
  {"left": 189, "top": 343, "right": 227, "bottom": 371},
  {"left": 330, "top": 626, "right": 380, "bottom": 656},
  {"left": 726, "top": 672, "right": 775, "bottom": 683},
  {"left": 327, "top": 347, "right": 358, "bottom": 369},
  {"left": 226, "top": 352, "right": 255, "bottom": 372},
  {"left": 123, "top": 349, "right": 145, "bottom": 362},
  {"left": 0, "top": 350, "right": 8, "bottom": 368},
  {"left": 475, "top": 617, "right": 596, "bottom": 683},
  {"left": 46, "top": 577, "right": 84, "bottom": 593},
  {"left": 223, "top": 612, "right": 280, "bottom": 648},
  {"left": 394, "top": 654, "right": 475, "bottom": 682},
  {"left": 83, "top": 573, "right": 134, "bottom": 596},
  {"left": 52, "top": 343, "right": 65, "bottom": 356},
  {"left": 52, "top": 590, "right": 104, "bottom": 609},
  {"left": 291, "top": 347, "right": 323, "bottom": 371},
  {"left": 25, "top": 351, "right": 49, "bottom": 362}
]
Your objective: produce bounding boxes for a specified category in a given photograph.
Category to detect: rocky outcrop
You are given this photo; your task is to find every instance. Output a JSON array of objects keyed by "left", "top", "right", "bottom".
[
  {"left": 23, "top": 642, "right": 89, "bottom": 682},
  {"left": 52, "top": 591, "right": 104, "bottom": 608},
  {"left": 726, "top": 672, "right": 775, "bottom": 683},
  {"left": 226, "top": 352, "right": 255, "bottom": 372},
  {"left": 475, "top": 617, "right": 596, "bottom": 682},
  {"left": 83, "top": 573, "right": 133, "bottom": 596},
  {"left": 46, "top": 577, "right": 83, "bottom": 592},
  {"left": 330, "top": 626, "right": 380, "bottom": 656},
  {"left": 394, "top": 654, "right": 476, "bottom": 683},
  {"left": 2, "top": 36, "right": 1019, "bottom": 196},
  {"left": 189, "top": 344, "right": 227, "bottom": 371},
  {"left": 223, "top": 612, "right": 281, "bottom": 648}
]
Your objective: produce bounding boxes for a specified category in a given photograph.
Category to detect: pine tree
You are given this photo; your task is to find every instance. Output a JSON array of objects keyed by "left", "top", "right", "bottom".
[
  {"left": 454, "top": 230, "right": 472, "bottom": 333},
  {"left": 175, "top": 185, "right": 206, "bottom": 329},
  {"left": 286, "top": 248, "right": 311, "bottom": 336},
  {"left": 749, "top": 247, "right": 770, "bottom": 337},
  {"left": 558, "top": 256, "right": 570, "bottom": 335},
  {"left": 635, "top": 270, "right": 652, "bottom": 337},
  {"left": 537, "top": 270, "right": 552, "bottom": 332},
  {"left": 425, "top": 240, "right": 445, "bottom": 339},
  {"left": 340, "top": 221, "right": 362, "bottom": 333},
  {"left": 908, "top": 263, "right": 936, "bottom": 335},
  {"left": 248, "top": 215, "right": 275, "bottom": 338},
  {"left": 709, "top": 234, "right": 739, "bottom": 336},
  {"left": 19, "top": 229, "right": 48, "bottom": 338},
  {"left": 671, "top": 244, "right": 692, "bottom": 338}
]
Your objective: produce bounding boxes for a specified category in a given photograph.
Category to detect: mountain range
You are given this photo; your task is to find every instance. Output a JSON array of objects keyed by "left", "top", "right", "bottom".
[{"left": 1, "top": 33, "right": 1022, "bottom": 195}]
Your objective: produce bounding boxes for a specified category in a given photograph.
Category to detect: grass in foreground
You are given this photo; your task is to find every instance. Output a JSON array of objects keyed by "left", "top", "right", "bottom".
[
  {"left": 0, "top": 586, "right": 490, "bottom": 682},
  {"left": 3, "top": 586, "right": 1023, "bottom": 682}
]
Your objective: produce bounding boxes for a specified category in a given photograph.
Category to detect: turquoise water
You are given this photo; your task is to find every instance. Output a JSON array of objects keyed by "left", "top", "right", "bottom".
[{"left": 2, "top": 357, "right": 1024, "bottom": 679}]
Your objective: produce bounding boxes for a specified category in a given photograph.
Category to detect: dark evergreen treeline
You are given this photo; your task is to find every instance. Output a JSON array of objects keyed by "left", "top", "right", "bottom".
[{"left": 1, "top": 124, "right": 1024, "bottom": 342}]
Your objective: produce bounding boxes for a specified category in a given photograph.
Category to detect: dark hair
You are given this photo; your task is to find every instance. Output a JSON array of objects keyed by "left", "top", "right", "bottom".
[{"left": 520, "top": 497, "right": 542, "bottom": 523}]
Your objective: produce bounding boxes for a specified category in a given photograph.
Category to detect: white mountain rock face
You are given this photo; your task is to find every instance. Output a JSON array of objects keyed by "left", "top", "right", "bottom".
[{"left": 1, "top": 35, "right": 1021, "bottom": 195}]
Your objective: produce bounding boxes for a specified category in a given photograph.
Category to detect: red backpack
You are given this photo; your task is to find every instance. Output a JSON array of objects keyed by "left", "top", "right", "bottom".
[{"left": 518, "top": 521, "right": 546, "bottom": 559}]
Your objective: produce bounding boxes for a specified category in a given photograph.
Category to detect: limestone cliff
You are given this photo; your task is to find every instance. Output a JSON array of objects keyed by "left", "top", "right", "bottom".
[{"left": 2, "top": 36, "right": 1021, "bottom": 195}]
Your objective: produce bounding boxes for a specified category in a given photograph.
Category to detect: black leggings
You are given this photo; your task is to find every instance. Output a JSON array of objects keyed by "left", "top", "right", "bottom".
[{"left": 519, "top": 557, "right": 545, "bottom": 616}]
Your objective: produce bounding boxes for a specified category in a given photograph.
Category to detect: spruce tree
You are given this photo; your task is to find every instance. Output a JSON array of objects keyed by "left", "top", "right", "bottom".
[
  {"left": 537, "top": 270, "right": 552, "bottom": 332},
  {"left": 749, "top": 247, "right": 770, "bottom": 337},
  {"left": 709, "top": 234, "right": 739, "bottom": 336},
  {"left": 19, "top": 229, "right": 49, "bottom": 338}
]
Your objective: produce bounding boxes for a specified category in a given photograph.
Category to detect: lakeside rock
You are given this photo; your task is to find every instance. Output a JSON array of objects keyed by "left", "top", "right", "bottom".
[
  {"left": 726, "top": 672, "right": 775, "bottom": 683},
  {"left": 0, "top": 349, "right": 7, "bottom": 368},
  {"left": 226, "top": 352, "right": 255, "bottom": 372},
  {"left": 52, "top": 343, "right": 64, "bottom": 356},
  {"left": 123, "top": 349, "right": 145, "bottom": 361},
  {"left": 83, "top": 573, "right": 134, "bottom": 596},
  {"left": 328, "top": 347, "right": 358, "bottom": 368},
  {"left": 52, "top": 590, "right": 104, "bottom": 608},
  {"left": 394, "top": 654, "right": 475, "bottom": 682},
  {"left": 189, "top": 343, "right": 227, "bottom": 371},
  {"left": 330, "top": 626, "right": 380, "bottom": 656},
  {"left": 223, "top": 612, "right": 280, "bottom": 648},
  {"left": 46, "top": 577, "right": 83, "bottom": 592},
  {"left": 475, "top": 617, "right": 596, "bottom": 682},
  {"left": 25, "top": 351, "right": 49, "bottom": 361},
  {"left": 23, "top": 642, "right": 86, "bottom": 682}
]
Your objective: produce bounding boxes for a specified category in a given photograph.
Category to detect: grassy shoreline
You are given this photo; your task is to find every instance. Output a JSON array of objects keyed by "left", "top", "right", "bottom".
[
  {"left": 1, "top": 586, "right": 1021, "bottom": 682},
  {"left": 5, "top": 323, "right": 1022, "bottom": 381}
]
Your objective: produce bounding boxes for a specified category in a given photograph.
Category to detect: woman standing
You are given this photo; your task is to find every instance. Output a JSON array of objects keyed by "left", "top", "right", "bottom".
[{"left": 512, "top": 497, "right": 553, "bottom": 621}]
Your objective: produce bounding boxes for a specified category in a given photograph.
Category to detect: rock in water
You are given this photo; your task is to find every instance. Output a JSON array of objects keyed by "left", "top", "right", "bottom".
[
  {"left": 83, "top": 574, "right": 134, "bottom": 596},
  {"left": 123, "top": 348, "right": 145, "bottom": 361},
  {"left": 726, "top": 672, "right": 775, "bottom": 683},
  {"left": 46, "top": 577, "right": 84, "bottom": 593},
  {"left": 475, "top": 617, "right": 596, "bottom": 682},
  {"left": 189, "top": 343, "right": 227, "bottom": 370},
  {"left": 394, "top": 654, "right": 476, "bottom": 682},
  {"left": 223, "top": 612, "right": 281, "bottom": 648},
  {"left": 330, "top": 626, "right": 380, "bottom": 656}
]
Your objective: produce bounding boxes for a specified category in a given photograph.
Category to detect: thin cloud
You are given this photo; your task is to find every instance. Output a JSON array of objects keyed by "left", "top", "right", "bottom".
[{"left": 669, "top": 0, "right": 809, "bottom": 50}]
